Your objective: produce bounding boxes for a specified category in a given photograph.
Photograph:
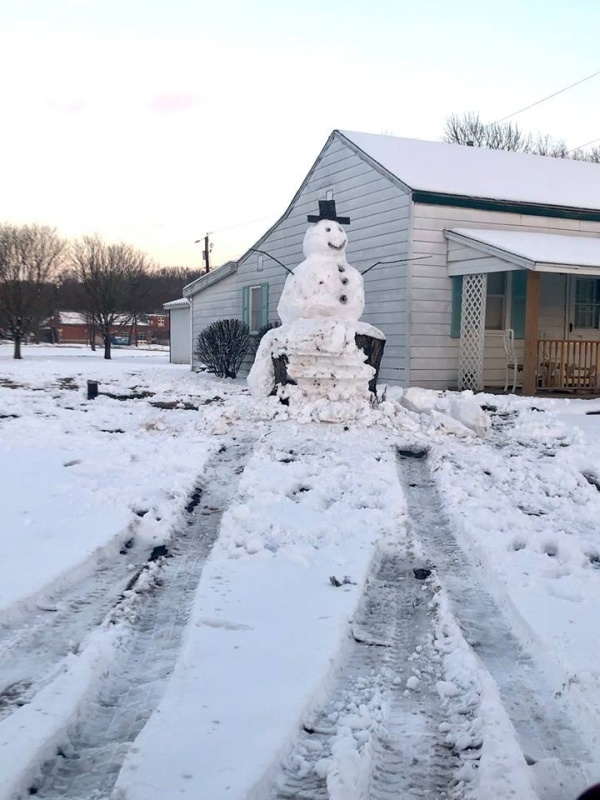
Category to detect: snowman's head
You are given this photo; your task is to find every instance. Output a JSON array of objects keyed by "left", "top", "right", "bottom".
[{"left": 303, "top": 219, "right": 348, "bottom": 258}]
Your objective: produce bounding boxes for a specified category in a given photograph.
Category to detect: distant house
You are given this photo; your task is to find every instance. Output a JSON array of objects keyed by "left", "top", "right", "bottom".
[
  {"left": 163, "top": 298, "right": 190, "bottom": 364},
  {"left": 44, "top": 312, "right": 151, "bottom": 346},
  {"left": 145, "top": 313, "right": 170, "bottom": 346},
  {"left": 183, "top": 130, "right": 600, "bottom": 394},
  {"left": 44, "top": 312, "right": 93, "bottom": 345}
]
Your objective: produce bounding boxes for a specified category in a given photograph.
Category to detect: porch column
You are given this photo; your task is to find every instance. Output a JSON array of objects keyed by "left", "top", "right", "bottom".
[
  {"left": 522, "top": 271, "right": 541, "bottom": 396},
  {"left": 458, "top": 273, "right": 487, "bottom": 391}
]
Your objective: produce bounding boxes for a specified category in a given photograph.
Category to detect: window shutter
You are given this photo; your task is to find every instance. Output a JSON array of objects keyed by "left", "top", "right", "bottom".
[
  {"left": 242, "top": 286, "right": 249, "bottom": 325},
  {"left": 261, "top": 283, "right": 269, "bottom": 327},
  {"left": 451, "top": 276, "right": 463, "bottom": 338},
  {"left": 511, "top": 270, "right": 527, "bottom": 339}
]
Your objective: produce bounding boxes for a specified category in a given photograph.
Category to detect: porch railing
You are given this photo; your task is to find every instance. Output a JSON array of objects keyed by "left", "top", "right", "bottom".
[{"left": 537, "top": 339, "right": 600, "bottom": 391}]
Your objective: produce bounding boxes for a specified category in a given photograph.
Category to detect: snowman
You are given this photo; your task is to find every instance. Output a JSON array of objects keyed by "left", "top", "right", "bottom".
[
  {"left": 277, "top": 213, "right": 364, "bottom": 323},
  {"left": 248, "top": 200, "right": 385, "bottom": 410}
]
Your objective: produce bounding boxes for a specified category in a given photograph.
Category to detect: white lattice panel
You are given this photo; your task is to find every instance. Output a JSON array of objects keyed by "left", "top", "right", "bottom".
[{"left": 458, "top": 274, "right": 487, "bottom": 391}]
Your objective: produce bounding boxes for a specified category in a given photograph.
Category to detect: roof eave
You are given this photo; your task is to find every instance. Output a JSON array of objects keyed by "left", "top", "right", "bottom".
[
  {"left": 183, "top": 262, "right": 239, "bottom": 297},
  {"left": 418, "top": 191, "right": 600, "bottom": 221},
  {"left": 445, "top": 229, "right": 533, "bottom": 270},
  {"left": 445, "top": 229, "right": 600, "bottom": 276}
]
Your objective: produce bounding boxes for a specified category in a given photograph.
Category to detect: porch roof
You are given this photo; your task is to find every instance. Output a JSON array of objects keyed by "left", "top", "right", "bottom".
[{"left": 445, "top": 228, "right": 600, "bottom": 275}]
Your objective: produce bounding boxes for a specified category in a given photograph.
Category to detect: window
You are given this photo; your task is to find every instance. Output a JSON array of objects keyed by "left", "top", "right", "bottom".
[
  {"left": 574, "top": 278, "right": 600, "bottom": 328},
  {"left": 485, "top": 272, "right": 506, "bottom": 330},
  {"left": 242, "top": 283, "right": 269, "bottom": 334},
  {"left": 451, "top": 271, "right": 527, "bottom": 339},
  {"left": 157, "top": 316, "right": 165, "bottom": 327}
]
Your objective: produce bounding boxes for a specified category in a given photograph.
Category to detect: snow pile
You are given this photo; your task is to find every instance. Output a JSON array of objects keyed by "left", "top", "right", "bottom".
[{"left": 398, "top": 387, "right": 491, "bottom": 437}]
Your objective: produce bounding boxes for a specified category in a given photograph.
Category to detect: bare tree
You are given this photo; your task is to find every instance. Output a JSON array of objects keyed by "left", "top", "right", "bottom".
[
  {"left": 71, "top": 235, "right": 153, "bottom": 359},
  {"left": 572, "top": 145, "right": 600, "bottom": 164},
  {"left": 443, "top": 112, "right": 532, "bottom": 152},
  {"left": 443, "top": 112, "right": 600, "bottom": 162},
  {"left": 0, "top": 223, "right": 66, "bottom": 358}
]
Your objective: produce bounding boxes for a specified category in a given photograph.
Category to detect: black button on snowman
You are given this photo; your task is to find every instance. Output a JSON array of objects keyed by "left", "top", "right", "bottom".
[{"left": 277, "top": 200, "right": 365, "bottom": 323}]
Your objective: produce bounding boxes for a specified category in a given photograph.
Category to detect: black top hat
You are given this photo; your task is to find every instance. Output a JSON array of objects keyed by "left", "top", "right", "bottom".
[{"left": 307, "top": 200, "right": 350, "bottom": 225}]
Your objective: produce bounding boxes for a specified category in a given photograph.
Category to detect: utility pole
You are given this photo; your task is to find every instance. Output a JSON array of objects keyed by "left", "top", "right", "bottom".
[
  {"left": 204, "top": 232, "right": 211, "bottom": 273},
  {"left": 195, "top": 233, "right": 212, "bottom": 273}
]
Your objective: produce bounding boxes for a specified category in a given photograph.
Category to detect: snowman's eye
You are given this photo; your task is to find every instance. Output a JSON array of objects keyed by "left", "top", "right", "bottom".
[{"left": 325, "top": 226, "right": 331, "bottom": 232}]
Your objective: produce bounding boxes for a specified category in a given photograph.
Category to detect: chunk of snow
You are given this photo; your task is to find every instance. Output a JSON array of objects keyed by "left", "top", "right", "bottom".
[{"left": 447, "top": 398, "right": 491, "bottom": 437}]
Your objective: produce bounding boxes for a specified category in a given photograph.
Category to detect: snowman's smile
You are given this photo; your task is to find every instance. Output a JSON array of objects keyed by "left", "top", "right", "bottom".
[{"left": 327, "top": 241, "right": 345, "bottom": 251}]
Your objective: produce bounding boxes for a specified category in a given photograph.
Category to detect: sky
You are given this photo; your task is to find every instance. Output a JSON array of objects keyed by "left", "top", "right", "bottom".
[{"left": 1, "top": 0, "right": 600, "bottom": 270}]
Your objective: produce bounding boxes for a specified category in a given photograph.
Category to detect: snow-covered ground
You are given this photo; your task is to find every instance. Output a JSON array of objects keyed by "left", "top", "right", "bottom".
[{"left": 1, "top": 344, "right": 600, "bottom": 800}]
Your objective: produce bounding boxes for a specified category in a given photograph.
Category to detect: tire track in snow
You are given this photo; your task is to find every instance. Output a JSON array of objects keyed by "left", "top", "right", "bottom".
[
  {"left": 24, "top": 433, "right": 255, "bottom": 800},
  {"left": 0, "top": 538, "right": 149, "bottom": 722},
  {"left": 398, "top": 446, "right": 596, "bottom": 800},
  {"left": 271, "top": 551, "right": 456, "bottom": 800}
]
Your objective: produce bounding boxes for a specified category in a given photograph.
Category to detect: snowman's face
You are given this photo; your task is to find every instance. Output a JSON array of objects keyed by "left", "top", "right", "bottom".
[{"left": 303, "top": 220, "right": 347, "bottom": 258}]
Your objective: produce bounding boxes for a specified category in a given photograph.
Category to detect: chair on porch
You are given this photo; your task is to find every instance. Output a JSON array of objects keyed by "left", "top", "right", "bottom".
[{"left": 502, "top": 329, "right": 523, "bottom": 393}]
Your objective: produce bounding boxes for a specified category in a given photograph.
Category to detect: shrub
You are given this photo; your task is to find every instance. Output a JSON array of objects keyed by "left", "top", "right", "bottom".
[{"left": 194, "top": 319, "right": 250, "bottom": 379}]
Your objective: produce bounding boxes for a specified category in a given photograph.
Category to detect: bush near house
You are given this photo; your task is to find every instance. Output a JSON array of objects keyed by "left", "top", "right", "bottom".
[{"left": 194, "top": 319, "right": 250, "bottom": 379}]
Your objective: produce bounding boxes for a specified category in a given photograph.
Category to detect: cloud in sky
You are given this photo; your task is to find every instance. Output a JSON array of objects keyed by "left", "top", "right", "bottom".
[
  {"left": 147, "top": 93, "right": 206, "bottom": 114},
  {"left": 46, "top": 97, "right": 87, "bottom": 114}
]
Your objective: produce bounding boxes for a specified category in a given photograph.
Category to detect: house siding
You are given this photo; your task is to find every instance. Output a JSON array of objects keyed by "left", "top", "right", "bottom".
[
  {"left": 410, "top": 204, "right": 600, "bottom": 389},
  {"left": 191, "top": 134, "right": 412, "bottom": 384}
]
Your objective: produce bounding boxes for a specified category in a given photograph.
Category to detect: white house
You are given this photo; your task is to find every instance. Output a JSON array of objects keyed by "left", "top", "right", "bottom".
[
  {"left": 163, "top": 298, "right": 191, "bottom": 364},
  {"left": 184, "top": 130, "right": 600, "bottom": 395}
]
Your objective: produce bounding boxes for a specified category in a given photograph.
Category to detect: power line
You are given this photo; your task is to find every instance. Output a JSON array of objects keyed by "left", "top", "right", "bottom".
[
  {"left": 569, "top": 136, "right": 600, "bottom": 153},
  {"left": 210, "top": 212, "right": 279, "bottom": 235},
  {"left": 493, "top": 67, "right": 600, "bottom": 124}
]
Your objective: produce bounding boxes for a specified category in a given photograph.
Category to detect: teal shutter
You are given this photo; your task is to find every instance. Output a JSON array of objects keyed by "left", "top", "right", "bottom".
[
  {"left": 451, "top": 276, "right": 463, "bottom": 338},
  {"left": 242, "top": 286, "right": 249, "bottom": 325},
  {"left": 261, "top": 283, "right": 269, "bottom": 327},
  {"left": 511, "top": 271, "right": 527, "bottom": 339}
]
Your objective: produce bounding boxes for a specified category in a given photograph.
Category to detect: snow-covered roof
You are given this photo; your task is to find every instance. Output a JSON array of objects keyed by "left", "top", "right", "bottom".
[
  {"left": 56, "top": 311, "right": 149, "bottom": 326},
  {"left": 339, "top": 130, "right": 600, "bottom": 210},
  {"left": 183, "top": 261, "right": 238, "bottom": 297},
  {"left": 446, "top": 228, "right": 600, "bottom": 274},
  {"left": 163, "top": 298, "right": 190, "bottom": 310},
  {"left": 57, "top": 311, "right": 89, "bottom": 325}
]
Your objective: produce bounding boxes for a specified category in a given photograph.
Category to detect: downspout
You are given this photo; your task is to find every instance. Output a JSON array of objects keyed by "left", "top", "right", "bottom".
[{"left": 188, "top": 297, "right": 193, "bottom": 370}]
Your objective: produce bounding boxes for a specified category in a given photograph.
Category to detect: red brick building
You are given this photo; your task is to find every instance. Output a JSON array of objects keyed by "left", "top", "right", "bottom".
[{"left": 43, "top": 312, "right": 163, "bottom": 345}]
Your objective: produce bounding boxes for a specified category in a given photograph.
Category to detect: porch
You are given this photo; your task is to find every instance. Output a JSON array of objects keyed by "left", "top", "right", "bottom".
[{"left": 446, "top": 228, "right": 600, "bottom": 396}]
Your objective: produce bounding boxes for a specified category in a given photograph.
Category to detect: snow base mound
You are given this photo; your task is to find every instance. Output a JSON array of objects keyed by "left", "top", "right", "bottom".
[{"left": 248, "top": 319, "right": 385, "bottom": 413}]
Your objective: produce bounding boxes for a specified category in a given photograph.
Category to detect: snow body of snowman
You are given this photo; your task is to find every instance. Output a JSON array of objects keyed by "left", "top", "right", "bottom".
[
  {"left": 277, "top": 219, "right": 364, "bottom": 323},
  {"left": 248, "top": 209, "right": 385, "bottom": 415}
]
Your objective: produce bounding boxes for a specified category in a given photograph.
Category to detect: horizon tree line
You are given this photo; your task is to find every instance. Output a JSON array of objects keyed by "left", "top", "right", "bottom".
[{"left": 0, "top": 224, "right": 204, "bottom": 360}]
